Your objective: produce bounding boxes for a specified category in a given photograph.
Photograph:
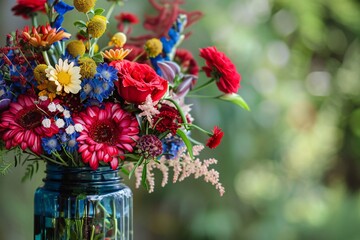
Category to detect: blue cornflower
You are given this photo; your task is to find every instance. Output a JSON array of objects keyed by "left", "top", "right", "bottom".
[
  {"left": 162, "top": 135, "right": 185, "bottom": 159},
  {"left": 96, "top": 63, "right": 118, "bottom": 82},
  {"left": 90, "top": 77, "right": 113, "bottom": 102},
  {"left": 62, "top": 50, "right": 80, "bottom": 65},
  {"left": 42, "top": 136, "right": 62, "bottom": 154},
  {"left": 80, "top": 78, "right": 93, "bottom": 101},
  {"left": 66, "top": 132, "right": 79, "bottom": 153}
]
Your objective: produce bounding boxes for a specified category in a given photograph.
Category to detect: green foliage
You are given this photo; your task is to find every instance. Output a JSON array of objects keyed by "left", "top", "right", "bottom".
[{"left": 21, "top": 161, "right": 39, "bottom": 182}]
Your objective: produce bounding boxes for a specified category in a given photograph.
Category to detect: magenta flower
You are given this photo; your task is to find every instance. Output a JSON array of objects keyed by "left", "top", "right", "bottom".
[
  {"left": 73, "top": 103, "right": 139, "bottom": 170},
  {"left": 0, "top": 95, "right": 59, "bottom": 154}
]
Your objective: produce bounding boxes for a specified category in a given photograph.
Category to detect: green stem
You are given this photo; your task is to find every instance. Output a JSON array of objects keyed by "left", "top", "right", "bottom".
[
  {"left": 186, "top": 94, "right": 219, "bottom": 98},
  {"left": 185, "top": 123, "right": 212, "bottom": 136},
  {"left": 89, "top": 2, "right": 117, "bottom": 57},
  {"left": 42, "top": 51, "right": 51, "bottom": 66},
  {"left": 190, "top": 78, "right": 215, "bottom": 93},
  {"left": 31, "top": 14, "right": 38, "bottom": 27}
]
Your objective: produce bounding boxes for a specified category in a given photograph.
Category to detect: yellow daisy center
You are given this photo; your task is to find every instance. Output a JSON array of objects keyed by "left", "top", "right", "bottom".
[{"left": 57, "top": 71, "right": 71, "bottom": 85}]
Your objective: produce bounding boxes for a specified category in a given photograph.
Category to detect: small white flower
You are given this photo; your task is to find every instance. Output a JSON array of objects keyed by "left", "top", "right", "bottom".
[
  {"left": 63, "top": 110, "right": 71, "bottom": 118},
  {"left": 48, "top": 102, "right": 57, "bottom": 112},
  {"left": 56, "top": 104, "right": 65, "bottom": 112},
  {"left": 42, "top": 118, "right": 51, "bottom": 128},
  {"left": 65, "top": 125, "right": 75, "bottom": 134},
  {"left": 55, "top": 118, "right": 65, "bottom": 128},
  {"left": 39, "top": 96, "right": 48, "bottom": 101},
  {"left": 74, "top": 123, "right": 84, "bottom": 132}
]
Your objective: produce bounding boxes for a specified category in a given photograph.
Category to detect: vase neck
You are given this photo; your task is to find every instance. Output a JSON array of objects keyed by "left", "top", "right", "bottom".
[{"left": 43, "top": 163, "right": 124, "bottom": 194}]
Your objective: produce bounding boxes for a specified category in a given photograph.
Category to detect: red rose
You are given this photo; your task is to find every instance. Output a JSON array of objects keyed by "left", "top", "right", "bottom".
[
  {"left": 12, "top": 0, "right": 46, "bottom": 19},
  {"left": 110, "top": 60, "right": 168, "bottom": 104},
  {"left": 206, "top": 126, "right": 224, "bottom": 149},
  {"left": 199, "top": 46, "right": 241, "bottom": 94}
]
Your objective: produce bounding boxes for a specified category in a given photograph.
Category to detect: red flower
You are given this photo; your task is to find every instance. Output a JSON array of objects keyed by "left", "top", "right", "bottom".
[
  {"left": 115, "top": 12, "right": 139, "bottom": 34},
  {"left": 175, "top": 49, "right": 199, "bottom": 76},
  {"left": 199, "top": 46, "right": 241, "bottom": 94},
  {"left": 110, "top": 60, "right": 168, "bottom": 104},
  {"left": 0, "top": 95, "right": 59, "bottom": 154},
  {"left": 153, "top": 104, "right": 182, "bottom": 135},
  {"left": 12, "top": 0, "right": 46, "bottom": 19},
  {"left": 73, "top": 103, "right": 139, "bottom": 170},
  {"left": 206, "top": 126, "right": 224, "bottom": 149}
]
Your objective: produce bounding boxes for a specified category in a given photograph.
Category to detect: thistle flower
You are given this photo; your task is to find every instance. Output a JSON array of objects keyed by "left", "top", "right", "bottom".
[{"left": 136, "top": 135, "right": 163, "bottom": 158}]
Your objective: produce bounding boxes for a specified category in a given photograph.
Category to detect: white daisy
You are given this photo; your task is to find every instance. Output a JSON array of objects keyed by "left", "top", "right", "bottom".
[{"left": 46, "top": 59, "right": 82, "bottom": 94}]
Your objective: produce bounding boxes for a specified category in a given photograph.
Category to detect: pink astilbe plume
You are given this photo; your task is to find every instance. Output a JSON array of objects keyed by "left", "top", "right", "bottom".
[
  {"left": 138, "top": 94, "right": 160, "bottom": 127},
  {"left": 129, "top": 145, "right": 225, "bottom": 196}
]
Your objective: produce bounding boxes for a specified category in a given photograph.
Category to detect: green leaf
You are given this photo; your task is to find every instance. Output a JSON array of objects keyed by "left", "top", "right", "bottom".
[
  {"left": 217, "top": 93, "right": 250, "bottom": 111},
  {"left": 94, "top": 8, "right": 105, "bottom": 16},
  {"left": 129, "top": 156, "right": 144, "bottom": 179},
  {"left": 141, "top": 163, "right": 149, "bottom": 190},
  {"left": 92, "top": 53, "right": 104, "bottom": 63},
  {"left": 73, "top": 20, "right": 87, "bottom": 29},
  {"left": 176, "top": 128, "right": 194, "bottom": 159}
]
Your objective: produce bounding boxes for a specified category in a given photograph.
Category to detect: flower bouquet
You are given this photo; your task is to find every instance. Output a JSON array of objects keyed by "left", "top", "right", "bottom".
[{"left": 0, "top": 0, "right": 249, "bottom": 239}]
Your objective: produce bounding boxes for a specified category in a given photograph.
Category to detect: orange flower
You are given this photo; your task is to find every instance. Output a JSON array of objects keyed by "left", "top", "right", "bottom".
[
  {"left": 22, "top": 24, "right": 71, "bottom": 49},
  {"left": 102, "top": 48, "right": 132, "bottom": 61}
]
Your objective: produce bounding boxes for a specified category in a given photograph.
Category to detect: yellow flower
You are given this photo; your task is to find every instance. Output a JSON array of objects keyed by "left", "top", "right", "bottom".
[
  {"left": 66, "top": 40, "right": 86, "bottom": 57},
  {"left": 87, "top": 15, "right": 107, "bottom": 38},
  {"left": 102, "top": 48, "right": 132, "bottom": 61},
  {"left": 108, "top": 32, "right": 127, "bottom": 47},
  {"left": 145, "top": 38, "right": 163, "bottom": 57},
  {"left": 37, "top": 81, "right": 58, "bottom": 101},
  {"left": 85, "top": 42, "right": 99, "bottom": 53},
  {"left": 73, "top": 0, "right": 96, "bottom": 13},
  {"left": 79, "top": 57, "right": 97, "bottom": 78},
  {"left": 45, "top": 59, "right": 82, "bottom": 94},
  {"left": 33, "top": 64, "right": 48, "bottom": 83}
]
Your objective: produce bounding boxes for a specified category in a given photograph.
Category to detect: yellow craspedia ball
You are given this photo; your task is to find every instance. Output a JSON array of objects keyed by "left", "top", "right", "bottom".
[
  {"left": 33, "top": 64, "right": 48, "bottom": 83},
  {"left": 73, "top": 0, "right": 96, "bottom": 13},
  {"left": 145, "top": 38, "right": 163, "bottom": 57},
  {"left": 87, "top": 15, "right": 107, "bottom": 38},
  {"left": 79, "top": 57, "right": 97, "bottom": 79},
  {"left": 108, "top": 32, "right": 127, "bottom": 47},
  {"left": 66, "top": 40, "right": 86, "bottom": 57}
]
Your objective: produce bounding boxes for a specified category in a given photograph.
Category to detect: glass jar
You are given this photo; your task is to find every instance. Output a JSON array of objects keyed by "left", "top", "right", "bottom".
[{"left": 34, "top": 163, "right": 133, "bottom": 240}]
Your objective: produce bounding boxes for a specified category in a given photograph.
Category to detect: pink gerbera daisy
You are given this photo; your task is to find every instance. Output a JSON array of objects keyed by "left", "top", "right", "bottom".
[
  {"left": 74, "top": 103, "right": 139, "bottom": 170},
  {"left": 0, "top": 94, "right": 59, "bottom": 154}
]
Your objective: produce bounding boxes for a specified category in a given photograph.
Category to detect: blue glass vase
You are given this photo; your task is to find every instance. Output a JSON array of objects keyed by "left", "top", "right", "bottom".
[{"left": 34, "top": 163, "right": 133, "bottom": 240}]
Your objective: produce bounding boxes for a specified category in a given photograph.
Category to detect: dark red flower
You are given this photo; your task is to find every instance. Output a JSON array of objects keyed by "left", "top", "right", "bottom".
[
  {"left": 175, "top": 49, "right": 199, "bottom": 76},
  {"left": 12, "top": 0, "right": 46, "bottom": 19},
  {"left": 115, "top": 12, "right": 139, "bottom": 34},
  {"left": 110, "top": 60, "right": 168, "bottom": 104},
  {"left": 153, "top": 104, "right": 182, "bottom": 135},
  {"left": 199, "top": 46, "right": 241, "bottom": 94},
  {"left": 206, "top": 126, "right": 224, "bottom": 149},
  {"left": 136, "top": 134, "right": 163, "bottom": 158}
]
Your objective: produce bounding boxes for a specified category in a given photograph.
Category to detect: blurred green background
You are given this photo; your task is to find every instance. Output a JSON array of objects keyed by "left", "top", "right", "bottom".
[{"left": 1, "top": 0, "right": 360, "bottom": 239}]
